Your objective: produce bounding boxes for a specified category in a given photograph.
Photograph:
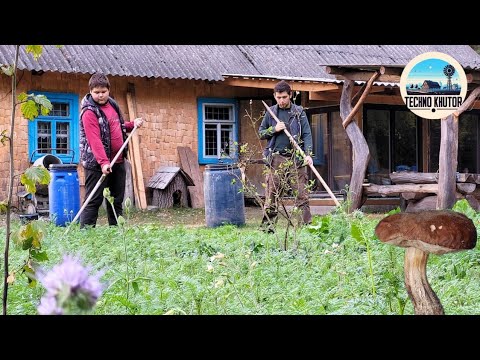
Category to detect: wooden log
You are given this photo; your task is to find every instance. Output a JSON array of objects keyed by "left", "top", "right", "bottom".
[
  {"left": 390, "top": 172, "right": 438, "bottom": 184},
  {"left": 456, "top": 173, "right": 480, "bottom": 184},
  {"left": 401, "top": 192, "right": 429, "bottom": 201},
  {"left": 466, "top": 194, "right": 480, "bottom": 211},
  {"left": 407, "top": 191, "right": 465, "bottom": 212},
  {"left": 365, "top": 183, "right": 471, "bottom": 196},
  {"left": 339, "top": 79, "right": 370, "bottom": 212},
  {"left": 391, "top": 172, "right": 480, "bottom": 184},
  {"left": 467, "top": 187, "right": 480, "bottom": 199},
  {"left": 364, "top": 183, "right": 437, "bottom": 196},
  {"left": 437, "top": 114, "right": 458, "bottom": 209},
  {"left": 406, "top": 196, "right": 438, "bottom": 213},
  {"left": 456, "top": 183, "right": 476, "bottom": 194}
]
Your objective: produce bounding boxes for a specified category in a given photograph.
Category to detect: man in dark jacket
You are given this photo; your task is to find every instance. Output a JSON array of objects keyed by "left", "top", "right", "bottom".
[
  {"left": 258, "top": 80, "right": 313, "bottom": 232},
  {"left": 79, "top": 73, "right": 144, "bottom": 227}
]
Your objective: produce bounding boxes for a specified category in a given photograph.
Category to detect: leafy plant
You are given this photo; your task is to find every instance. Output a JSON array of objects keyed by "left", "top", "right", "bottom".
[
  {"left": 1, "top": 45, "right": 54, "bottom": 315},
  {"left": 102, "top": 189, "right": 150, "bottom": 312},
  {"left": 351, "top": 215, "right": 376, "bottom": 298},
  {"left": 222, "top": 101, "right": 316, "bottom": 251},
  {"left": 453, "top": 199, "right": 477, "bottom": 220}
]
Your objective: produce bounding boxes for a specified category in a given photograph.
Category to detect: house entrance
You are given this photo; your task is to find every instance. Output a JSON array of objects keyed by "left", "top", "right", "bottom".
[{"left": 306, "top": 107, "right": 352, "bottom": 192}]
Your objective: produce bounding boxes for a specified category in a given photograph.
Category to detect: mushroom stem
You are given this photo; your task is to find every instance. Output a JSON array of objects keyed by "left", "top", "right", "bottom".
[{"left": 404, "top": 247, "right": 444, "bottom": 315}]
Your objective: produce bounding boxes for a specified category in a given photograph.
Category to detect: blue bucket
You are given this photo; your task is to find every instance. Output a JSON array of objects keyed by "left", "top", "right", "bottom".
[
  {"left": 48, "top": 164, "right": 80, "bottom": 226},
  {"left": 204, "top": 164, "right": 245, "bottom": 227}
]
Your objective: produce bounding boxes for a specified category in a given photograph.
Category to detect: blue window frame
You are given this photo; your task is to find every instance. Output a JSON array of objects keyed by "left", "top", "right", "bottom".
[
  {"left": 197, "top": 98, "right": 238, "bottom": 164},
  {"left": 28, "top": 92, "right": 79, "bottom": 164}
]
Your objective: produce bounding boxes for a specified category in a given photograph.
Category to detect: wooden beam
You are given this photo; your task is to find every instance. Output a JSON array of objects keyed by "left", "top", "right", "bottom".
[
  {"left": 453, "top": 86, "right": 480, "bottom": 117},
  {"left": 379, "top": 66, "right": 403, "bottom": 76},
  {"left": 342, "top": 71, "right": 380, "bottom": 129},
  {"left": 364, "top": 95, "right": 405, "bottom": 105},
  {"left": 222, "top": 77, "right": 341, "bottom": 92},
  {"left": 326, "top": 66, "right": 401, "bottom": 82},
  {"left": 364, "top": 183, "right": 438, "bottom": 196},
  {"left": 126, "top": 87, "right": 148, "bottom": 210},
  {"left": 309, "top": 91, "right": 340, "bottom": 101},
  {"left": 309, "top": 92, "right": 406, "bottom": 106},
  {"left": 309, "top": 87, "right": 392, "bottom": 101},
  {"left": 325, "top": 66, "right": 362, "bottom": 75},
  {"left": 344, "top": 73, "right": 400, "bottom": 82},
  {"left": 326, "top": 66, "right": 403, "bottom": 76}
]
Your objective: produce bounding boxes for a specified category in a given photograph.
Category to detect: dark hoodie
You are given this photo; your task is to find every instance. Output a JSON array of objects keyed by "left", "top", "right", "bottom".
[
  {"left": 79, "top": 94, "right": 128, "bottom": 170},
  {"left": 258, "top": 103, "right": 313, "bottom": 159}
]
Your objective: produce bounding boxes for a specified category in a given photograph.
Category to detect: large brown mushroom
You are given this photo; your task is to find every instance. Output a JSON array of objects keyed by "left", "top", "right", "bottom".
[{"left": 375, "top": 210, "right": 477, "bottom": 315}]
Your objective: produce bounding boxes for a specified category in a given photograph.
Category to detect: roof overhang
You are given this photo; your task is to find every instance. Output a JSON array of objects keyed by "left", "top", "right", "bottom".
[
  {"left": 222, "top": 73, "right": 397, "bottom": 91},
  {"left": 325, "top": 65, "right": 480, "bottom": 85}
]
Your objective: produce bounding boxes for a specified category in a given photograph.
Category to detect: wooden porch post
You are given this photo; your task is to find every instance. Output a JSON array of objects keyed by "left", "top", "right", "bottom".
[
  {"left": 437, "top": 86, "right": 480, "bottom": 209},
  {"left": 339, "top": 79, "right": 371, "bottom": 212},
  {"left": 436, "top": 114, "right": 458, "bottom": 209}
]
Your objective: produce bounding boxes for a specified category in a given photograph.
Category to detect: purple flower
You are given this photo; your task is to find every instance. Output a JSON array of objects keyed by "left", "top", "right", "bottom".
[
  {"left": 37, "top": 255, "right": 104, "bottom": 315},
  {"left": 37, "top": 296, "right": 63, "bottom": 315}
]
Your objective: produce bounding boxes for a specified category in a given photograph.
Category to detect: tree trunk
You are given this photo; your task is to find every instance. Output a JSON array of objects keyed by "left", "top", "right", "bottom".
[
  {"left": 437, "top": 114, "right": 458, "bottom": 209},
  {"left": 339, "top": 79, "right": 370, "bottom": 212}
]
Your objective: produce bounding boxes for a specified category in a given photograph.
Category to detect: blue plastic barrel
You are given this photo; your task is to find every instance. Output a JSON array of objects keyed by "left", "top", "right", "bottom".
[
  {"left": 204, "top": 164, "right": 245, "bottom": 227},
  {"left": 48, "top": 164, "right": 80, "bottom": 226}
]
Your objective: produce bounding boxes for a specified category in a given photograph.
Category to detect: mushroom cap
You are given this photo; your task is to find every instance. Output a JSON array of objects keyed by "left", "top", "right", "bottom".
[{"left": 375, "top": 210, "right": 477, "bottom": 255}]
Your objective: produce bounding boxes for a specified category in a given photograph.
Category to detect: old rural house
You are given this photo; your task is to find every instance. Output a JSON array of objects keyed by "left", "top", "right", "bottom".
[{"left": 1, "top": 45, "right": 480, "bottom": 210}]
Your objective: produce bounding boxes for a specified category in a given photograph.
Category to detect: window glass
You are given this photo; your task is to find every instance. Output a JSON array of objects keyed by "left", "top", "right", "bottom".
[
  {"left": 28, "top": 92, "right": 79, "bottom": 163},
  {"left": 198, "top": 99, "right": 237, "bottom": 164},
  {"left": 365, "top": 109, "right": 390, "bottom": 184},
  {"left": 429, "top": 113, "right": 478, "bottom": 173}
]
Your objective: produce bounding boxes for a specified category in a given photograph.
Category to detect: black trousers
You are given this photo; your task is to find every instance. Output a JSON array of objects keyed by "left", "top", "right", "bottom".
[{"left": 80, "top": 162, "right": 126, "bottom": 227}]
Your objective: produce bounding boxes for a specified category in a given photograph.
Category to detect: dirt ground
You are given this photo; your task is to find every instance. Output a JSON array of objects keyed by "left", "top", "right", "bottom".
[
  {"left": 0, "top": 205, "right": 266, "bottom": 228},
  {"left": 1, "top": 204, "right": 385, "bottom": 228},
  {"left": 120, "top": 205, "right": 265, "bottom": 228}
]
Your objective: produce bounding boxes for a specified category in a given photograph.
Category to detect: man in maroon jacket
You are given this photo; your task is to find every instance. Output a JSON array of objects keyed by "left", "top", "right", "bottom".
[{"left": 79, "top": 73, "right": 144, "bottom": 227}]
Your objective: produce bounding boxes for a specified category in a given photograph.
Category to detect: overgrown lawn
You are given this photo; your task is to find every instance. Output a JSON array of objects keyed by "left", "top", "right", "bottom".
[{"left": 2, "top": 203, "right": 480, "bottom": 315}]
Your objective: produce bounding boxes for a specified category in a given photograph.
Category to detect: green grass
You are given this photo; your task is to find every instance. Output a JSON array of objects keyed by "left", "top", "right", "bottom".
[{"left": 1, "top": 205, "right": 480, "bottom": 315}]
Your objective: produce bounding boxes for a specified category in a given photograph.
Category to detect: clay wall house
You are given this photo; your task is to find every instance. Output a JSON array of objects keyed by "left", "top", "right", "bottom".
[{"left": 1, "top": 45, "right": 480, "bottom": 211}]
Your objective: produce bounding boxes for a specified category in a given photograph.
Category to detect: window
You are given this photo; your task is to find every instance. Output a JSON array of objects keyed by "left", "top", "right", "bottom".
[
  {"left": 197, "top": 98, "right": 238, "bottom": 164},
  {"left": 28, "top": 92, "right": 79, "bottom": 164},
  {"left": 363, "top": 105, "right": 422, "bottom": 185},
  {"left": 429, "top": 111, "right": 480, "bottom": 173}
]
